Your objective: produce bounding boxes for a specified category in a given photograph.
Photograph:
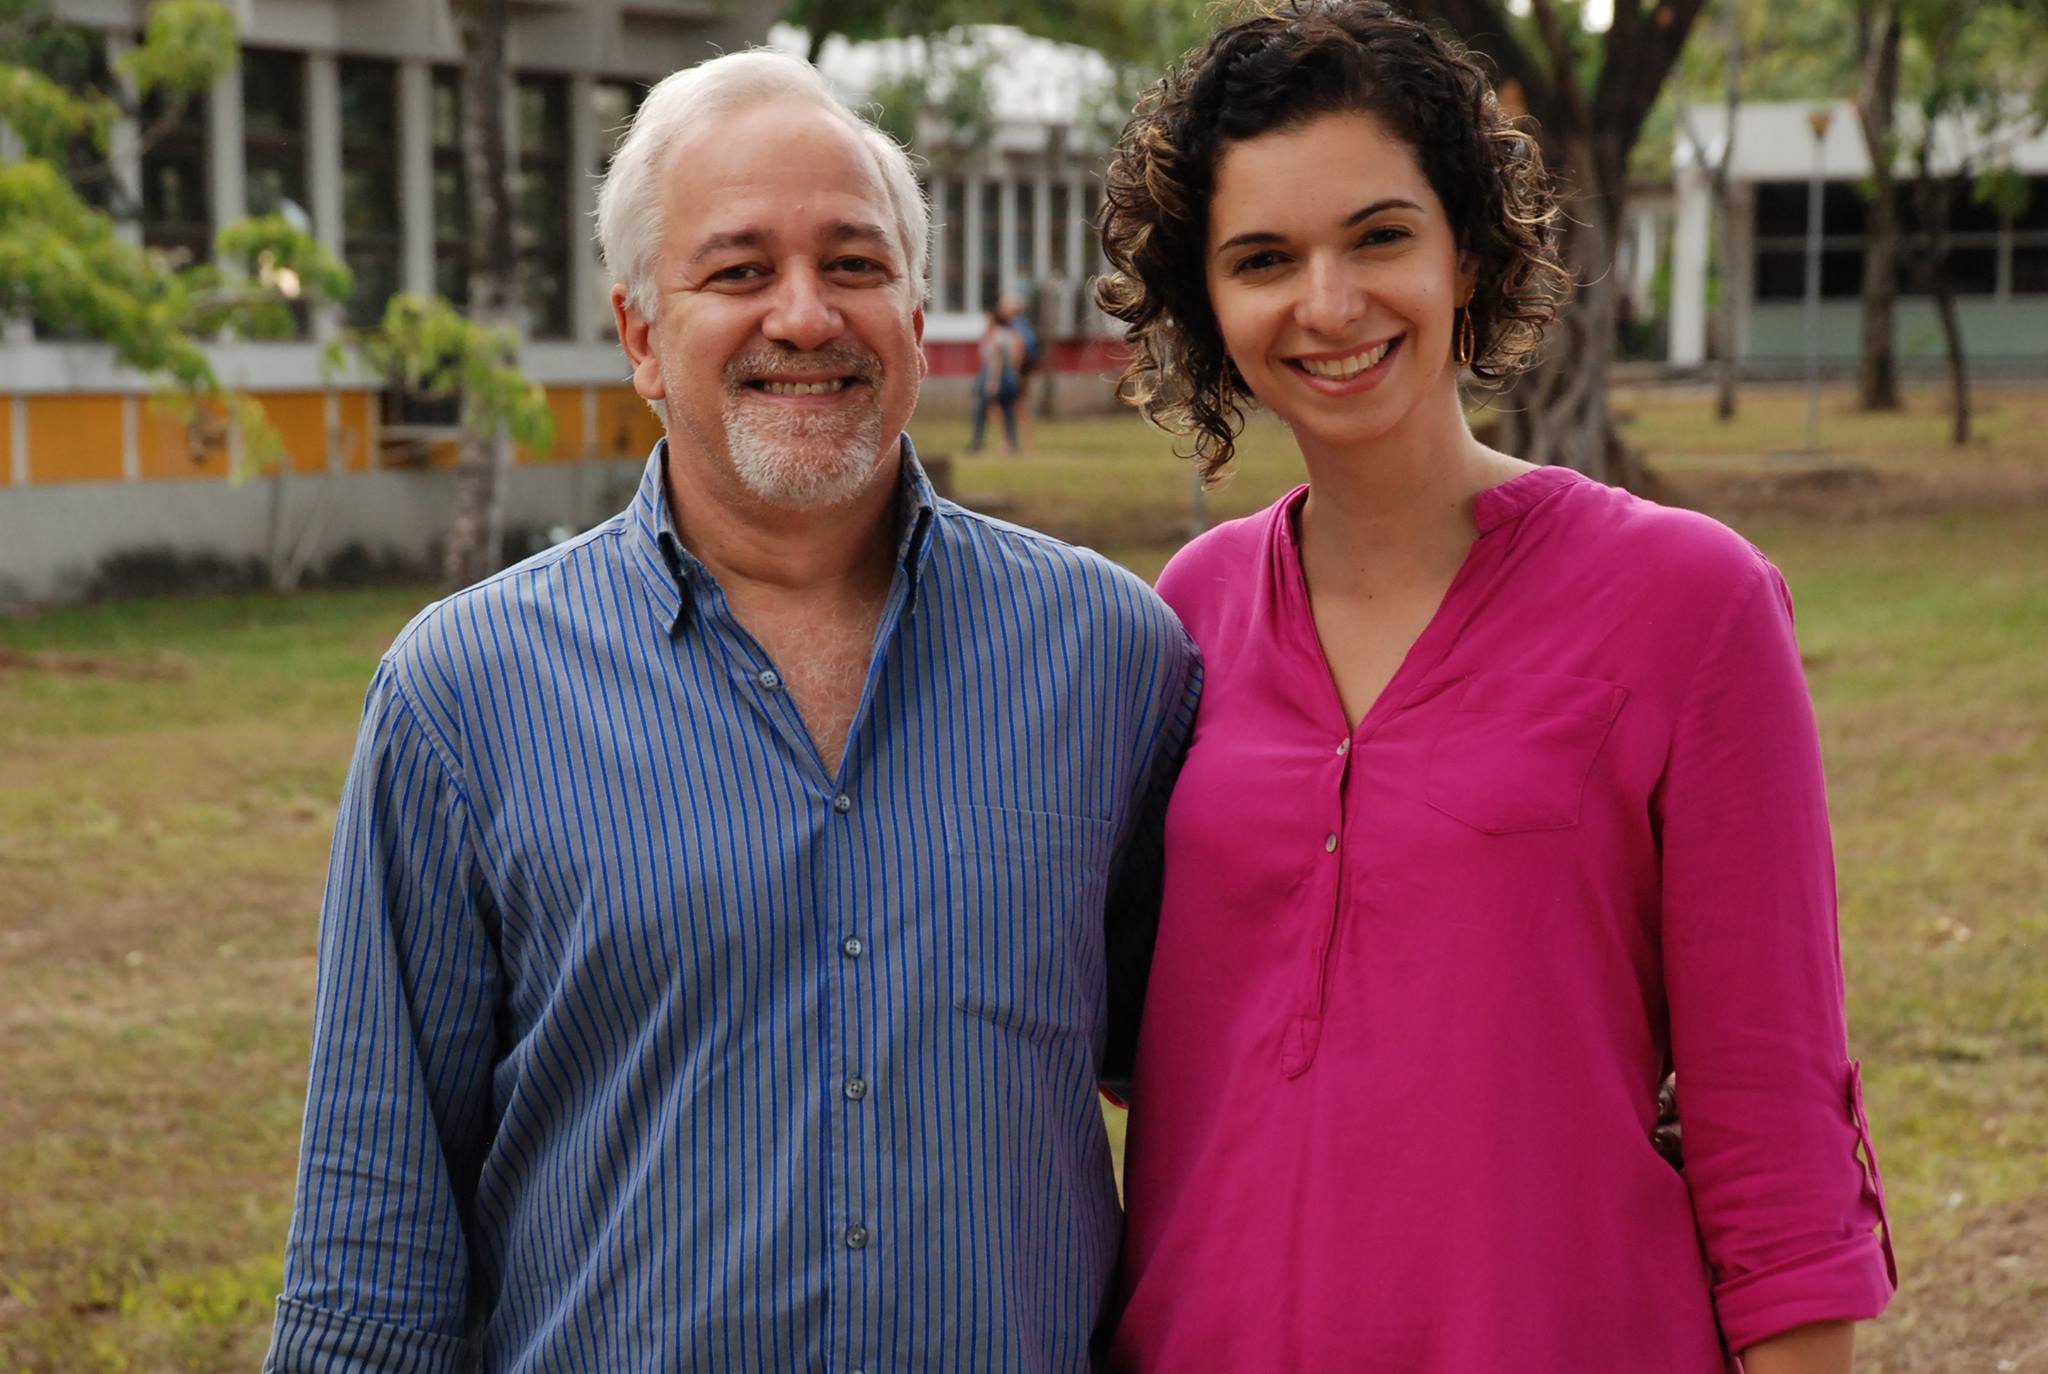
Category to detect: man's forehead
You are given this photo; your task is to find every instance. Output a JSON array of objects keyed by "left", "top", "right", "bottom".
[
  {"left": 662, "top": 100, "right": 887, "bottom": 202},
  {"left": 659, "top": 102, "right": 896, "bottom": 254}
]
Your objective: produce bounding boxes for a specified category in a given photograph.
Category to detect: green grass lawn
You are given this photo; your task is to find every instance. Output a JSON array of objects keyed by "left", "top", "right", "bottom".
[{"left": 2, "top": 383, "right": 2043, "bottom": 1370}]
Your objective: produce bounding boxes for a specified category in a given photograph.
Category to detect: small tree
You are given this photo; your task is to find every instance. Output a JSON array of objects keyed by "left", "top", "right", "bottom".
[
  {"left": 1, "top": 0, "right": 552, "bottom": 594},
  {"left": 1892, "top": 0, "right": 2048, "bottom": 445},
  {"left": 1853, "top": 0, "right": 1905, "bottom": 411},
  {"left": 1, "top": 0, "right": 349, "bottom": 462}
]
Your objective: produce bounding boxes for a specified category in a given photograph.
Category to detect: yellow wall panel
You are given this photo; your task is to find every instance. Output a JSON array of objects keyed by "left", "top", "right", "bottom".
[
  {"left": 1, "top": 397, "right": 14, "bottom": 483},
  {"left": 520, "top": 387, "right": 589, "bottom": 465},
  {"left": 26, "top": 395, "right": 127, "bottom": 485},
  {"left": 337, "top": 392, "right": 374, "bottom": 472},
  {"left": 594, "top": 387, "right": 663, "bottom": 461},
  {"left": 253, "top": 392, "right": 333, "bottom": 476},
  {"left": 137, "top": 398, "right": 231, "bottom": 481}
]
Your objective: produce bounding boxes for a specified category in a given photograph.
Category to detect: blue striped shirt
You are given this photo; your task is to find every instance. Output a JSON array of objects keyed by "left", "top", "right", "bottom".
[{"left": 265, "top": 438, "right": 1200, "bottom": 1374}]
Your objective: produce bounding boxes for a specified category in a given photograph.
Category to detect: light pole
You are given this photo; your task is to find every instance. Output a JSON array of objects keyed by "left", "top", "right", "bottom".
[{"left": 1803, "top": 105, "right": 1834, "bottom": 452}]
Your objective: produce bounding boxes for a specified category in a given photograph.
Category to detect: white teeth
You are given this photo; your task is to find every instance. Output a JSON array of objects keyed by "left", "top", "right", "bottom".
[
  {"left": 1299, "top": 340, "right": 1392, "bottom": 379},
  {"left": 758, "top": 379, "right": 850, "bottom": 396}
]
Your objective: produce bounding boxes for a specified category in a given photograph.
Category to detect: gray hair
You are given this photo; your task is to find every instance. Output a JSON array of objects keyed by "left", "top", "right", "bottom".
[{"left": 595, "top": 49, "right": 930, "bottom": 321}]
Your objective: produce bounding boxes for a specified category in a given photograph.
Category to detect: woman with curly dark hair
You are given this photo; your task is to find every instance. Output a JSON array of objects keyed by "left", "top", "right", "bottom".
[{"left": 1096, "top": 4, "right": 1896, "bottom": 1371}]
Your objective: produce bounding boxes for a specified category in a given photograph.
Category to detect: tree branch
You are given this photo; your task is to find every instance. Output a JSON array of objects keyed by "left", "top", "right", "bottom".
[
  {"left": 1401, "top": 0, "right": 1557, "bottom": 132},
  {"left": 1596, "top": 0, "right": 1712, "bottom": 153},
  {"left": 1526, "top": 0, "right": 1590, "bottom": 135}
]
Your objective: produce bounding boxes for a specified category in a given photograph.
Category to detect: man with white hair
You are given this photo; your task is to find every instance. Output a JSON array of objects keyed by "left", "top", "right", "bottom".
[{"left": 262, "top": 49, "right": 1197, "bottom": 1374}]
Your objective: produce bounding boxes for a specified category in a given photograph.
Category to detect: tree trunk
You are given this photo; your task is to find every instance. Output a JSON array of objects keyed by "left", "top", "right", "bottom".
[
  {"left": 1855, "top": 4, "right": 1903, "bottom": 412},
  {"left": 446, "top": 0, "right": 520, "bottom": 591},
  {"left": 1501, "top": 139, "right": 1632, "bottom": 487},
  {"left": 1712, "top": 0, "right": 1742, "bottom": 422},
  {"left": 1916, "top": 166, "right": 1971, "bottom": 447}
]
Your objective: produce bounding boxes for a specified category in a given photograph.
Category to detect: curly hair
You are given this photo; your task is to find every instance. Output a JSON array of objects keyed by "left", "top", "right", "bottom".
[{"left": 1094, "top": 0, "right": 1571, "bottom": 482}]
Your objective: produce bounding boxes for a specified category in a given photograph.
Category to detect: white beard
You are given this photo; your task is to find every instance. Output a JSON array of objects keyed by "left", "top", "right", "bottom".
[
  {"left": 660, "top": 345, "right": 898, "bottom": 512},
  {"left": 721, "top": 388, "right": 888, "bottom": 511}
]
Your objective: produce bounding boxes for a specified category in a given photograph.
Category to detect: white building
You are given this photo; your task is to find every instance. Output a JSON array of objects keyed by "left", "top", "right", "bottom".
[
  {"left": 0, "top": 0, "right": 779, "bottom": 605},
  {"left": 1669, "top": 99, "right": 2048, "bottom": 367},
  {"left": 780, "top": 21, "right": 1128, "bottom": 378}
]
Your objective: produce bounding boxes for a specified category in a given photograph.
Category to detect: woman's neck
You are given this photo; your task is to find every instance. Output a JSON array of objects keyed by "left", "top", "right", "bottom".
[{"left": 1297, "top": 388, "right": 1525, "bottom": 576}]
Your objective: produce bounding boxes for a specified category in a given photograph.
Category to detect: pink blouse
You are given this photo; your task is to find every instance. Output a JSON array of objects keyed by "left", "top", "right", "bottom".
[{"left": 1110, "top": 467, "right": 1894, "bottom": 1373}]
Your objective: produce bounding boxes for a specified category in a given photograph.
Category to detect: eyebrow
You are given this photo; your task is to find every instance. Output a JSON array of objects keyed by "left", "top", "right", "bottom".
[
  {"left": 687, "top": 219, "right": 897, "bottom": 266},
  {"left": 1212, "top": 198, "right": 1426, "bottom": 257}
]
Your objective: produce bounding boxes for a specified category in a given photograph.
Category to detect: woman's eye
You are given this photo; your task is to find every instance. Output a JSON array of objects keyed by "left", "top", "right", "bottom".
[
  {"left": 1361, "top": 226, "right": 1412, "bottom": 247},
  {"left": 1232, "top": 251, "right": 1284, "bottom": 275}
]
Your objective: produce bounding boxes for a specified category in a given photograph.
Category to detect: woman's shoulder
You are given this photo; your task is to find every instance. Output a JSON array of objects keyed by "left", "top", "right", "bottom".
[
  {"left": 1155, "top": 486, "right": 1301, "bottom": 621},
  {"left": 1543, "top": 468, "right": 1775, "bottom": 600}
]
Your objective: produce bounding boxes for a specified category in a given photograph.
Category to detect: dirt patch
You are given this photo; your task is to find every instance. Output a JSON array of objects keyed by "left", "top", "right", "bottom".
[
  {"left": 1861, "top": 1199, "right": 2048, "bottom": 1372},
  {"left": 0, "top": 648, "right": 192, "bottom": 682},
  {"left": 1655, "top": 458, "right": 2048, "bottom": 525}
]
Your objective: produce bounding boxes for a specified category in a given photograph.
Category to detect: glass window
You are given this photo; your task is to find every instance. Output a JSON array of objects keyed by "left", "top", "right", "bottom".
[
  {"left": 242, "top": 49, "right": 307, "bottom": 221},
  {"left": 2011, "top": 244, "right": 2048, "bottom": 293},
  {"left": 515, "top": 74, "right": 571, "bottom": 339},
  {"left": 1049, "top": 181, "right": 1071, "bottom": 278},
  {"left": 1754, "top": 248, "right": 1864, "bottom": 300},
  {"left": 942, "top": 179, "right": 967, "bottom": 313},
  {"left": 1015, "top": 181, "right": 1036, "bottom": 288},
  {"left": 431, "top": 67, "right": 468, "bottom": 307},
  {"left": 979, "top": 179, "right": 1001, "bottom": 309},
  {"left": 1084, "top": 180, "right": 1104, "bottom": 276},
  {"left": 1900, "top": 248, "right": 1999, "bottom": 297},
  {"left": 2015, "top": 177, "right": 2048, "bottom": 232},
  {"left": 1753, "top": 181, "right": 1808, "bottom": 239},
  {"left": 140, "top": 82, "right": 211, "bottom": 267},
  {"left": 340, "top": 59, "right": 401, "bottom": 326}
]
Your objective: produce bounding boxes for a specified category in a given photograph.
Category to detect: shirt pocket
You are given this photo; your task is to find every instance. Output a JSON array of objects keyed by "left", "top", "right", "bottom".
[
  {"left": 945, "top": 803, "right": 1114, "bottom": 1044},
  {"left": 1424, "top": 671, "right": 1629, "bottom": 834}
]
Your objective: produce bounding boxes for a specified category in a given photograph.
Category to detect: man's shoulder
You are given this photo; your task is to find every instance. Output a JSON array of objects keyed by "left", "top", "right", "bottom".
[{"left": 381, "top": 514, "right": 633, "bottom": 691}]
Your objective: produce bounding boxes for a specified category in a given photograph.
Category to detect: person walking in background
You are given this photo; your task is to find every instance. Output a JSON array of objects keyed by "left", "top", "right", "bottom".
[
  {"left": 1094, "top": 4, "right": 1895, "bottom": 1372},
  {"left": 970, "top": 299, "right": 1024, "bottom": 453},
  {"left": 1002, "top": 291, "right": 1043, "bottom": 451},
  {"left": 263, "top": 48, "right": 1197, "bottom": 1374}
]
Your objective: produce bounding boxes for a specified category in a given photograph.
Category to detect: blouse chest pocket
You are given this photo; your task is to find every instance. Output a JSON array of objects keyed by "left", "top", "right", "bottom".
[
  {"left": 945, "top": 804, "right": 1114, "bottom": 1044},
  {"left": 1423, "top": 671, "right": 1629, "bottom": 835}
]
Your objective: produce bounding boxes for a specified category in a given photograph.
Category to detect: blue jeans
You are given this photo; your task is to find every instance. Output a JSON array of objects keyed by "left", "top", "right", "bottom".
[{"left": 970, "top": 373, "right": 1020, "bottom": 452}]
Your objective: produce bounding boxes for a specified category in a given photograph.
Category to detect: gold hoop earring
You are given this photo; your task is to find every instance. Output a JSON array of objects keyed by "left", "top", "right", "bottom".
[{"left": 1455, "top": 308, "right": 1476, "bottom": 369}]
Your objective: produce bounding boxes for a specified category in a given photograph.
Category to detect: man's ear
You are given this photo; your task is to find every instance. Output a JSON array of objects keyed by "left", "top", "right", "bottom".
[
  {"left": 913, "top": 304, "right": 927, "bottom": 377},
  {"left": 613, "top": 284, "right": 665, "bottom": 403}
]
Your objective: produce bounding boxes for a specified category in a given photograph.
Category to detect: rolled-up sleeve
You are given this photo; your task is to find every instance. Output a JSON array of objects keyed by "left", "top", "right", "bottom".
[
  {"left": 1658, "top": 558, "right": 1896, "bottom": 1353},
  {"left": 265, "top": 661, "right": 500, "bottom": 1373}
]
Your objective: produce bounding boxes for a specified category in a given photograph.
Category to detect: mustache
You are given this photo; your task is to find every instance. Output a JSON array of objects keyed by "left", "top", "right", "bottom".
[{"left": 724, "top": 345, "right": 882, "bottom": 386}]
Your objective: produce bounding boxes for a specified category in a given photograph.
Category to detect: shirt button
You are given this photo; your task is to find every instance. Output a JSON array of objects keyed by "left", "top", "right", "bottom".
[
  {"left": 832, "top": 793, "right": 852, "bottom": 814},
  {"left": 841, "top": 935, "right": 865, "bottom": 958},
  {"left": 1324, "top": 833, "right": 1339, "bottom": 853},
  {"left": 844, "top": 1224, "right": 869, "bottom": 1249},
  {"left": 757, "top": 668, "right": 781, "bottom": 690},
  {"left": 843, "top": 1075, "right": 868, "bottom": 1101},
  {"left": 1336, "top": 739, "right": 1350, "bottom": 756}
]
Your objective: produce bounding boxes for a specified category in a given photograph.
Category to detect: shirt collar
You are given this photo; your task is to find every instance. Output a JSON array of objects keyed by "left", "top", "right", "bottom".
[
  {"left": 1472, "top": 463, "right": 1580, "bottom": 534},
  {"left": 629, "top": 434, "right": 941, "bottom": 637}
]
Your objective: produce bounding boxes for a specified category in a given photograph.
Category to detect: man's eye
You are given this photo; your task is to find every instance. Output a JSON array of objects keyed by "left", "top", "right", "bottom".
[
  {"left": 832, "top": 257, "right": 884, "bottom": 275},
  {"left": 710, "top": 265, "right": 764, "bottom": 284}
]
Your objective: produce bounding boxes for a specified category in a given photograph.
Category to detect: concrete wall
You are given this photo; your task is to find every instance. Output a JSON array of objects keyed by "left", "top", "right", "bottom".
[
  {"left": 1744, "top": 299, "right": 2048, "bottom": 363},
  {"left": 0, "top": 456, "right": 649, "bottom": 607}
]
